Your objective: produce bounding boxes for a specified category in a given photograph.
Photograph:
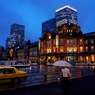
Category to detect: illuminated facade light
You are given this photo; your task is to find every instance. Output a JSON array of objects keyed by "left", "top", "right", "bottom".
[
  {"left": 39, "top": 39, "right": 41, "bottom": 50},
  {"left": 91, "top": 55, "right": 94, "bottom": 61},
  {"left": 86, "top": 56, "right": 88, "bottom": 61},
  {"left": 55, "top": 5, "right": 77, "bottom": 12},
  {"left": 80, "top": 46, "right": 83, "bottom": 52},
  {"left": 49, "top": 36, "right": 51, "bottom": 39},
  {"left": 56, "top": 35, "right": 59, "bottom": 48}
]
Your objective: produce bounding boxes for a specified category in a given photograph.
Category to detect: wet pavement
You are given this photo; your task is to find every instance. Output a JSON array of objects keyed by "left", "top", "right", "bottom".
[{"left": 1, "top": 75, "right": 95, "bottom": 95}]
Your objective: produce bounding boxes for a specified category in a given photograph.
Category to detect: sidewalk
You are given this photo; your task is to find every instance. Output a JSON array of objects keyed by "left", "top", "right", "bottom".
[{"left": 1, "top": 75, "right": 95, "bottom": 95}]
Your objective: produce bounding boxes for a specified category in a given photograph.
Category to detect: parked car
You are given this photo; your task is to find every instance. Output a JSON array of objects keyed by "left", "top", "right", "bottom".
[{"left": 0, "top": 66, "right": 27, "bottom": 84}]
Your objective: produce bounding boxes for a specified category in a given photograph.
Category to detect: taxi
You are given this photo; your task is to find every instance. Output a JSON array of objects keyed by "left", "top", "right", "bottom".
[{"left": 0, "top": 66, "right": 27, "bottom": 84}]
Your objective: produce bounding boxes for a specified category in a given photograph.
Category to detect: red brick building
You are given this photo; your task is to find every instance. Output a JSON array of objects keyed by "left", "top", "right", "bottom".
[{"left": 39, "top": 23, "right": 95, "bottom": 64}]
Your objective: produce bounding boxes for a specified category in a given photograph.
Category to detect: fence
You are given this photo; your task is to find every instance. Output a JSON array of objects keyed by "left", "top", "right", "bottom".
[{"left": 0, "top": 68, "right": 95, "bottom": 91}]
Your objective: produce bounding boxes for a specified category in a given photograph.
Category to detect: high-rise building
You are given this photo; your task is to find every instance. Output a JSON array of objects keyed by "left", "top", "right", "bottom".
[
  {"left": 6, "top": 38, "right": 11, "bottom": 49},
  {"left": 0, "top": 46, "right": 4, "bottom": 60},
  {"left": 42, "top": 18, "right": 56, "bottom": 38},
  {"left": 10, "top": 23, "right": 25, "bottom": 47},
  {"left": 42, "top": 5, "right": 77, "bottom": 38},
  {"left": 24, "top": 39, "right": 28, "bottom": 45},
  {"left": 55, "top": 4, "right": 77, "bottom": 27}
]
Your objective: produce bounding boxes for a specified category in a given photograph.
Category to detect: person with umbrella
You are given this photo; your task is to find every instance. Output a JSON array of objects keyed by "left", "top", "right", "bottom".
[
  {"left": 61, "top": 66, "right": 71, "bottom": 94},
  {"left": 53, "top": 61, "right": 71, "bottom": 94}
]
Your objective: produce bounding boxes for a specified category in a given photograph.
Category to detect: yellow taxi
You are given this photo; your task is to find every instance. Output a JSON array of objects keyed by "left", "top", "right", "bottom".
[{"left": 0, "top": 66, "right": 27, "bottom": 84}]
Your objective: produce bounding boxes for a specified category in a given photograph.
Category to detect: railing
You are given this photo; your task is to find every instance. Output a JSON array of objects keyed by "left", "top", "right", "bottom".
[{"left": 0, "top": 69, "right": 95, "bottom": 91}]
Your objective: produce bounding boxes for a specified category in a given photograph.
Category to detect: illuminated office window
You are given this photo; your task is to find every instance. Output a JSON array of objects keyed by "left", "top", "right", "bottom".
[
  {"left": 67, "top": 47, "right": 74, "bottom": 53},
  {"left": 60, "top": 46, "right": 63, "bottom": 52},
  {"left": 60, "top": 39, "right": 63, "bottom": 45},
  {"left": 90, "top": 39, "right": 94, "bottom": 44},
  {"left": 67, "top": 47, "right": 69, "bottom": 53},
  {"left": 80, "top": 56, "right": 83, "bottom": 62},
  {"left": 85, "top": 40, "right": 88, "bottom": 44},
  {"left": 53, "top": 47, "right": 56, "bottom": 52},
  {"left": 70, "top": 39, "right": 73, "bottom": 45},
  {"left": 67, "top": 30, "right": 68, "bottom": 33},
  {"left": 71, "top": 30, "right": 73, "bottom": 32},
  {"left": 91, "top": 55, "right": 94, "bottom": 62},
  {"left": 53, "top": 40, "right": 56, "bottom": 45},
  {"left": 86, "top": 47, "right": 88, "bottom": 52},
  {"left": 68, "top": 23, "right": 70, "bottom": 25},
  {"left": 69, "top": 30, "right": 70, "bottom": 32},
  {"left": 80, "top": 39, "right": 83, "bottom": 44},
  {"left": 67, "top": 40, "right": 69, "bottom": 45},
  {"left": 74, "top": 47, "right": 77, "bottom": 52},
  {"left": 91, "top": 46, "right": 94, "bottom": 52},
  {"left": 47, "top": 49, "right": 51, "bottom": 53},
  {"left": 86, "top": 56, "right": 88, "bottom": 61},
  {"left": 80, "top": 46, "right": 83, "bottom": 52}
]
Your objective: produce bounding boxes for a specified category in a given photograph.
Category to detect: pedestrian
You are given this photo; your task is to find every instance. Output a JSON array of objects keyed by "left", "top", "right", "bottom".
[{"left": 61, "top": 66, "right": 71, "bottom": 95}]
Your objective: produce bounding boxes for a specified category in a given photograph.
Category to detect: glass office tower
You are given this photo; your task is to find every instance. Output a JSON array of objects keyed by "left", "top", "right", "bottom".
[
  {"left": 42, "top": 18, "right": 56, "bottom": 38},
  {"left": 55, "top": 5, "right": 77, "bottom": 27},
  {"left": 6, "top": 38, "right": 11, "bottom": 49},
  {"left": 10, "top": 23, "right": 25, "bottom": 47}
]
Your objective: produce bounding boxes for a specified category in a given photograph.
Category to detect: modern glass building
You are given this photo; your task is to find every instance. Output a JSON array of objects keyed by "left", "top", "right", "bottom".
[
  {"left": 42, "top": 18, "right": 56, "bottom": 38},
  {"left": 6, "top": 38, "right": 11, "bottom": 49},
  {"left": 42, "top": 5, "right": 77, "bottom": 38},
  {"left": 10, "top": 23, "right": 25, "bottom": 47},
  {"left": 55, "top": 5, "right": 77, "bottom": 27}
]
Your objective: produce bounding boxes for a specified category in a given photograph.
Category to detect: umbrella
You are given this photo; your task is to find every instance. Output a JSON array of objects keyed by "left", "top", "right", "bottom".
[{"left": 53, "top": 61, "right": 71, "bottom": 67}]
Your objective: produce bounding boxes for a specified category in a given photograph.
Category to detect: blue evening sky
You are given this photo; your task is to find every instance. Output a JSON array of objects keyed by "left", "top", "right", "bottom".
[{"left": 0, "top": 0, "right": 95, "bottom": 49}]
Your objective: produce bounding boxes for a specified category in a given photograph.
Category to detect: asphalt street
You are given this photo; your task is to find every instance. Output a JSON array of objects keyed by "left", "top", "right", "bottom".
[{"left": 1, "top": 75, "right": 95, "bottom": 95}]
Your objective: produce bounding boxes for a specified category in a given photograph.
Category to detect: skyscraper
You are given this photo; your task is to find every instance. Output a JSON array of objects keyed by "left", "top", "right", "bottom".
[
  {"left": 10, "top": 23, "right": 25, "bottom": 47},
  {"left": 42, "top": 5, "right": 77, "bottom": 38},
  {"left": 6, "top": 38, "right": 11, "bottom": 49},
  {"left": 42, "top": 18, "right": 56, "bottom": 38},
  {"left": 55, "top": 5, "right": 77, "bottom": 27}
]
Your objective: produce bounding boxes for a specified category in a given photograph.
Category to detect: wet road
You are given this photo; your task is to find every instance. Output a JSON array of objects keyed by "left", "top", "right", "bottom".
[
  {"left": 0, "top": 65, "right": 95, "bottom": 91},
  {"left": 1, "top": 75, "right": 95, "bottom": 95}
]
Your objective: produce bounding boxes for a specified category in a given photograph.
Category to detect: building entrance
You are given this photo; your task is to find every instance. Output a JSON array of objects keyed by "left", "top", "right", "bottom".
[
  {"left": 47, "top": 56, "right": 55, "bottom": 63},
  {"left": 67, "top": 56, "right": 76, "bottom": 65}
]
